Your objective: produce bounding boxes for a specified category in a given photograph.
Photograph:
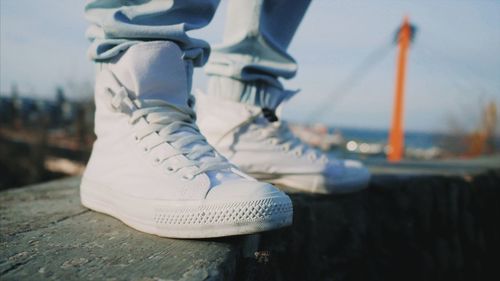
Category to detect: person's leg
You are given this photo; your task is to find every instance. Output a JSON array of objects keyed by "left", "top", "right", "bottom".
[
  {"left": 204, "top": 0, "right": 310, "bottom": 109},
  {"left": 81, "top": 0, "right": 292, "bottom": 238},
  {"left": 197, "top": 0, "right": 370, "bottom": 194},
  {"left": 85, "top": 0, "right": 220, "bottom": 92}
]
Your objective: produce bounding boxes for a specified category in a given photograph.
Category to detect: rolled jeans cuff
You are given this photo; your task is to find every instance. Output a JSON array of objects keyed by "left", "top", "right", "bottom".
[{"left": 206, "top": 76, "right": 297, "bottom": 110}]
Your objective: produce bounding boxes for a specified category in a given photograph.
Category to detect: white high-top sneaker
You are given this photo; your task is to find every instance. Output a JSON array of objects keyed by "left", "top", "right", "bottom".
[
  {"left": 195, "top": 92, "right": 371, "bottom": 194},
  {"left": 80, "top": 41, "right": 292, "bottom": 238}
]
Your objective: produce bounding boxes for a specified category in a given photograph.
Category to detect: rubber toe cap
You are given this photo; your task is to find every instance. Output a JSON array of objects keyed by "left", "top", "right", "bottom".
[{"left": 206, "top": 179, "right": 286, "bottom": 201}]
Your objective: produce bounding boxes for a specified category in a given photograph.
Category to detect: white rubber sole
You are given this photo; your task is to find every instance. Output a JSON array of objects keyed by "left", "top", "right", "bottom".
[{"left": 80, "top": 178, "right": 293, "bottom": 238}]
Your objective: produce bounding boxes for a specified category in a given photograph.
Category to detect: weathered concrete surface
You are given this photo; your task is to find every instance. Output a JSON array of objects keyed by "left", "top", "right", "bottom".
[
  {"left": 2, "top": 167, "right": 500, "bottom": 281},
  {"left": 0, "top": 178, "right": 242, "bottom": 281}
]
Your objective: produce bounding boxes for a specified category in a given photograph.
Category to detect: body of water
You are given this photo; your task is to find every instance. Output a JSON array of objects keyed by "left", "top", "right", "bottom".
[{"left": 336, "top": 127, "right": 443, "bottom": 149}]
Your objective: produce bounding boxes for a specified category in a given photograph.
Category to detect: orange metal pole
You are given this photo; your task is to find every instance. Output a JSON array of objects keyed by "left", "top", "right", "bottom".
[{"left": 388, "top": 16, "right": 411, "bottom": 162}]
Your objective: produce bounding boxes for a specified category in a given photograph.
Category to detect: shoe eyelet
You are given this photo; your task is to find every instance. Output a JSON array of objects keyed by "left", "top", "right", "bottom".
[
  {"left": 281, "top": 146, "right": 288, "bottom": 152},
  {"left": 143, "top": 147, "right": 150, "bottom": 153},
  {"left": 182, "top": 174, "right": 194, "bottom": 180},
  {"left": 165, "top": 166, "right": 175, "bottom": 173},
  {"left": 268, "top": 139, "right": 279, "bottom": 146},
  {"left": 134, "top": 135, "right": 140, "bottom": 142},
  {"left": 152, "top": 158, "right": 161, "bottom": 166},
  {"left": 294, "top": 151, "right": 302, "bottom": 157}
]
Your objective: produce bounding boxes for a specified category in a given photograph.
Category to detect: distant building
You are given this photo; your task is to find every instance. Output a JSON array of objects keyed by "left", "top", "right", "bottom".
[{"left": 0, "top": 89, "right": 78, "bottom": 129}]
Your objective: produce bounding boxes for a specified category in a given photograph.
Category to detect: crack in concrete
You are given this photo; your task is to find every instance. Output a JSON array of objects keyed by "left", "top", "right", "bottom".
[
  {"left": 0, "top": 256, "right": 32, "bottom": 276},
  {"left": 52, "top": 209, "right": 91, "bottom": 225},
  {"left": 6, "top": 209, "right": 91, "bottom": 237}
]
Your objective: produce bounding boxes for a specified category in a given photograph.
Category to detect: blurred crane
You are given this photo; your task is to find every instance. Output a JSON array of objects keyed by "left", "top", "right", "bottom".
[{"left": 388, "top": 16, "right": 417, "bottom": 162}]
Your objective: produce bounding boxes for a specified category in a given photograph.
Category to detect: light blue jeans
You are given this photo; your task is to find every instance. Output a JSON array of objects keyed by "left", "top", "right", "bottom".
[{"left": 85, "top": 0, "right": 311, "bottom": 108}]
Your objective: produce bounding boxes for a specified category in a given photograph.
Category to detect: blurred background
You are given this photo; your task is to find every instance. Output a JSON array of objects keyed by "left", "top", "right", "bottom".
[{"left": 1, "top": 0, "right": 499, "bottom": 190}]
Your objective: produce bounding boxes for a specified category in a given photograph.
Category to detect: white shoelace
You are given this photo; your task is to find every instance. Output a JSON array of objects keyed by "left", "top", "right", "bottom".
[
  {"left": 256, "top": 119, "right": 327, "bottom": 162},
  {"left": 108, "top": 87, "right": 232, "bottom": 177},
  {"left": 216, "top": 109, "right": 328, "bottom": 163}
]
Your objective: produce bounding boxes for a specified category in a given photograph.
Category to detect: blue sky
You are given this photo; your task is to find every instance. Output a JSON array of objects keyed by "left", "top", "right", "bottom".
[{"left": 1, "top": 0, "right": 499, "bottom": 132}]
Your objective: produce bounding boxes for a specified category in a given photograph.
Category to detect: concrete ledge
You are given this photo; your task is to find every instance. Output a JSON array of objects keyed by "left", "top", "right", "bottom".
[
  {"left": 2, "top": 170, "right": 500, "bottom": 281},
  {"left": 0, "top": 178, "right": 242, "bottom": 281},
  {"left": 253, "top": 171, "right": 500, "bottom": 281}
]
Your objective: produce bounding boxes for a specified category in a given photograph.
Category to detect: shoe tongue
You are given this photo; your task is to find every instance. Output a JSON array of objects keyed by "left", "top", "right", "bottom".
[
  {"left": 108, "top": 41, "right": 190, "bottom": 107},
  {"left": 253, "top": 114, "right": 270, "bottom": 125},
  {"left": 254, "top": 115, "right": 281, "bottom": 130}
]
